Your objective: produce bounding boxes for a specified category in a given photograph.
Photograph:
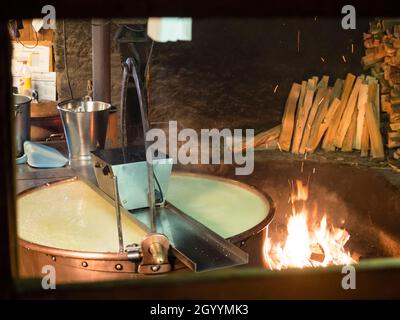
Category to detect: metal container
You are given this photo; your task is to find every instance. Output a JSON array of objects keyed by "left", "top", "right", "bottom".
[
  {"left": 91, "top": 147, "right": 173, "bottom": 210},
  {"left": 30, "top": 101, "right": 63, "bottom": 141},
  {"left": 17, "top": 173, "right": 274, "bottom": 284},
  {"left": 57, "top": 98, "right": 111, "bottom": 161},
  {"left": 13, "top": 94, "right": 31, "bottom": 157}
]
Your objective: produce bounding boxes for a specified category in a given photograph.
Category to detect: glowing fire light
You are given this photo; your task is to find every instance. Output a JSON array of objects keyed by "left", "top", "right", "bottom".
[{"left": 263, "top": 180, "right": 357, "bottom": 270}]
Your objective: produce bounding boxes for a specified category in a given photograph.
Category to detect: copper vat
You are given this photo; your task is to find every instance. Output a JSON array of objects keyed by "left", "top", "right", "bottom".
[{"left": 17, "top": 173, "right": 274, "bottom": 284}]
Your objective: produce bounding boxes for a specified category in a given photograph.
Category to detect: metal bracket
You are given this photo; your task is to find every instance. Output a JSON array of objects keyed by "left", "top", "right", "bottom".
[{"left": 127, "top": 233, "right": 172, "bottom": 275}]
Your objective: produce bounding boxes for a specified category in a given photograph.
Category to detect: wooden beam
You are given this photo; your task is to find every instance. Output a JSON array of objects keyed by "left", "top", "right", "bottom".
[{"left": 278, "top": 83, "right": 302, "bottom": 151}]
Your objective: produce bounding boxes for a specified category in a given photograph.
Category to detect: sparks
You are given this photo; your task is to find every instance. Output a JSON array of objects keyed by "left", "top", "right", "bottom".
[{"left": 297, "top": 31, "right": 300, "bottom": 53}]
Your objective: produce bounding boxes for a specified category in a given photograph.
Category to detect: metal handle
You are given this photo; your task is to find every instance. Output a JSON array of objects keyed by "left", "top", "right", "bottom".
[
  {"left": 45, "top": 133, "right": 65, "bottom": 142},
  {"left": 32, "top": 90, "right": 39, "bottom": 101},
  {"left": 113, "top": 176, "right": 124, "bottom": 253},
  {"left": 120, "top": 58, "right": 157, "bottom": 233}
]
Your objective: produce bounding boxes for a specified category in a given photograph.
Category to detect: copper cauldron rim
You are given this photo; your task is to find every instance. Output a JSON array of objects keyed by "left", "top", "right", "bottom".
[{"left": 17, "top": 172, "right": 275, "bottom": 258}]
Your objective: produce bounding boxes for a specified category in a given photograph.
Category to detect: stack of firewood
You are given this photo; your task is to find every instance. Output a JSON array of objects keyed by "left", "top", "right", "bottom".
[
  {"left": 362, "top": 19, "right": 400, "bottom": 152},
  {"left": 241, "top": 74, "right": 385, "bottom": 159}
]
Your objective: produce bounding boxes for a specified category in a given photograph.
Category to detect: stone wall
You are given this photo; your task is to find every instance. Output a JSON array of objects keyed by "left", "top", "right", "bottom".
[{"left": 54, "top": 19, "right": 122, "bottom": 104}]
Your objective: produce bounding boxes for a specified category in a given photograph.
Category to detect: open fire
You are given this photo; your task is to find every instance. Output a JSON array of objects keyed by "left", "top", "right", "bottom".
[{"left": 263, "top": 180, "right": 358, "bottom": 270}]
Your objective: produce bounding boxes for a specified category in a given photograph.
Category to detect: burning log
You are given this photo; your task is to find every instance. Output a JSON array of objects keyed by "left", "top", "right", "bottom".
[
  {"left": 263, "top": 179, "right": 357, "bottom": 270},
  {"left": 310, "top": 243, "right": 325, "bottom": 263}
]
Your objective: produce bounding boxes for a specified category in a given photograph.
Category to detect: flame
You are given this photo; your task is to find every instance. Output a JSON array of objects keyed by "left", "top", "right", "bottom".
[{"left": 263, "top": 180, "right": 357, "bottom": 270}]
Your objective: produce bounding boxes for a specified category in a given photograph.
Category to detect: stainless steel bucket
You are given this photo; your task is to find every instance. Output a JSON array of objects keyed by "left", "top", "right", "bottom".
[
  {"left": 58, "top": 98, "right": 111, "bottom": 161},
  {"left": 13, "top": 94, "right": 31, "bottom": 157}
]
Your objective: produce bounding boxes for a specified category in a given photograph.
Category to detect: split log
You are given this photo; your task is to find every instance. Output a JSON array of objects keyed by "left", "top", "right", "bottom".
[
  {"left": 388, "top": 139, "right": 400, "bottom": 148},
  {"left": 297, "top": 81, "right": 308, "bottom": 111},
  {"left": 265, "top": 138, "right": 279, "bottom": 150},
  {"left": 306, "top": 98, "right": 341, "bottom": 153},
  {"left": 365, "top": 101, "right": 385, "bottom": 159},
  {"left": 342, "top": 106, "right": 358, "bottom": 151},
  {"left": 335, "top": 76, "right": 364, "bottom": 148},
  {"left": 367, "top": 80, "right": 380, "bottom": 125},
  {"left": 305, "top": 88, "right": 332, "bottom": 153},
  {"left": 322, "top": 73, "right": 356, "bottom": 151},
  {"left": 375, "top": 83, "right": 381, "bottom": 123},
  {"left": 390, "top": 123, "right": 400, "bottom": 131},
  {"left": 236, "top": 125, "right": 281, "bottom": 152},
  {"left": 391, "top": 96, "right": 400, "bottom": 106},
  {"left": 330, "top": 79, "right": 344, "bottom": 103},
  {"left": 292, "top": 79, "right": 317, "bottom": 154},
  {"left": 360, "top": 119, "right": 370, "bottom": 157},
  {"left": 388, "top": 131, "right": 400, "bottom": 140},
  {"left": 299, "top": 88, "right": 328, "bottom": 154},
  {"left": 390, "top": 111, "right": 400, "bottom": 123},
  {"left": 317, "top": 75, "right": 329, "bottom": 89},
  {"left": 362, "top": 46, "right": 387, "bottom": 68},
  {"left": 381, "top": 94, "right": 392, "bottom": 113},
  {"left": 354, "top": 83, "right": 369, "bottom": 149},
  {"left": 278, "top": 83, "right": 302, "bottom": 151}
]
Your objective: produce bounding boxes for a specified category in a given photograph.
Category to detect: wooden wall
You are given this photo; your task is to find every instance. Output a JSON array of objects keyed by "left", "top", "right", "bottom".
[{"left": 11, "top": 19, "right": 54, "bottom": 43}]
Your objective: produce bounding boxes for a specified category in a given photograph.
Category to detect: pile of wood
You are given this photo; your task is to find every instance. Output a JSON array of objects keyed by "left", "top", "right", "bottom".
[
  {"left": 243, "top": 73, "right": 385, "bottom": 160},
  {"left": 362, "top": 19, "right": 400, "bottom": 151}
]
